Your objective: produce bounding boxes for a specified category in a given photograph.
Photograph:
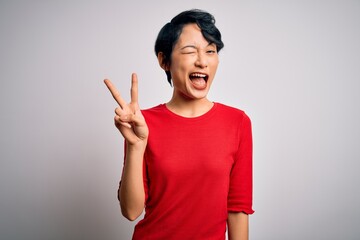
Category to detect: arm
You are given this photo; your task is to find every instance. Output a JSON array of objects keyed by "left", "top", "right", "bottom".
[
  {"left": 227, "top": 114, "right": 253, "bottom": 239},
  {"left": 227, "top": 212, "right": 249, "bottom": 240},
  {"left": 104, "top": 74, "right": 149, "bottom": 221},
  {"left": 118, "top": 141, "right": 146, "bottom": 221}
]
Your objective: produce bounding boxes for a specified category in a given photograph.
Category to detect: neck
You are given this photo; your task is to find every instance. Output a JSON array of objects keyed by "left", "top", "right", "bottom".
[{"left": 166, "top": 97, "right": 214, "bottom": 118}]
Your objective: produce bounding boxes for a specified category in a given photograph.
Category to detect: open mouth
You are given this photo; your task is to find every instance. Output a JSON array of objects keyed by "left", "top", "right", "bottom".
[{"left": 189, "top": 73, "right": 208, "bottom": 89}]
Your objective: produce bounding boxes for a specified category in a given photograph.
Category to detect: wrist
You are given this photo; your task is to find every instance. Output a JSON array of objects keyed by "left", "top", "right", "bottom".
[{"left": 126, "top": 139, "right": 147, "bottom": 152}]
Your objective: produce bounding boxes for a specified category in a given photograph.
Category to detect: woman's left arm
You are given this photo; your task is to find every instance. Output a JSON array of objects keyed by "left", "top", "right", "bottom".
[{"left": 227, "top": 212, "right": 249, "bottom": 240}]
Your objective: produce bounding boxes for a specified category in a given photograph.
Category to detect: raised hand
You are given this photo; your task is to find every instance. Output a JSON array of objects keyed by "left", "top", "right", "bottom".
[{"left": 104, "top": 73, "right": 149, "bottom": 146}]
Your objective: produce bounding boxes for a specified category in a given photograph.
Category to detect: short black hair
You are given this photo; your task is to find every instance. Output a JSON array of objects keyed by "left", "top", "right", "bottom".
[{"left": 154, "top": 9, "right": 224, "bottom": 85}]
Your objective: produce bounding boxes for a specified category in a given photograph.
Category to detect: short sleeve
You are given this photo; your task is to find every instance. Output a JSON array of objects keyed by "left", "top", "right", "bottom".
[{"left": 227, "top": 113, "right": 254, "bottom": 214}]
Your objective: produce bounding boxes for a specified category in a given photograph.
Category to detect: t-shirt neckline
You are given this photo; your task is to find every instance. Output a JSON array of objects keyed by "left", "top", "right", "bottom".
[{"left": 161, "top": 102, "right": 218, "bottom": 121}]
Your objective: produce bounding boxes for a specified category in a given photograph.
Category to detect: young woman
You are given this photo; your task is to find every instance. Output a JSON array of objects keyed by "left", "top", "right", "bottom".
[{"left": 105, "top": 9, "right": 254, "bottom": 240}]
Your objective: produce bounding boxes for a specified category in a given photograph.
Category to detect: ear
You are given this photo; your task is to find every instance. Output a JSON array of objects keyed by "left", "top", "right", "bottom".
[{"left": 157, "top": 52, "right": 169, "bottom": 71}]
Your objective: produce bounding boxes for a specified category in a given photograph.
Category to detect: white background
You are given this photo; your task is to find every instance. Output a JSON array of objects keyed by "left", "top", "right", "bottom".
[{"left": 1, "top": 0, "right": 359, "bottom": 239}]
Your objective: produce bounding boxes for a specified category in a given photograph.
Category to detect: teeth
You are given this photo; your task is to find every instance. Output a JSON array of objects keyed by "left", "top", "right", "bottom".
[{"left": 190, "top": 73, "right": 206, "bottom": 78}]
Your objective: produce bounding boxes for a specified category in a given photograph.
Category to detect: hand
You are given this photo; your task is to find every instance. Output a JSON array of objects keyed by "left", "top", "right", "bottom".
[{"left": 104, "top": 73, "right": 149, "bottom": 146}]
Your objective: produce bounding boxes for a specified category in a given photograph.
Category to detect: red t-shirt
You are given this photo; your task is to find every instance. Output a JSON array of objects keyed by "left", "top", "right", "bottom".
[{"left": 131, "top": 103, "right": 254, "bottom": 239}]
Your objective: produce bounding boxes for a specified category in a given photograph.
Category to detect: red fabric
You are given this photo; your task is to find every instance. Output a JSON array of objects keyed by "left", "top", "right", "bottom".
[{"left": 130, "top": 103, "right": 254, "bottom": 239}]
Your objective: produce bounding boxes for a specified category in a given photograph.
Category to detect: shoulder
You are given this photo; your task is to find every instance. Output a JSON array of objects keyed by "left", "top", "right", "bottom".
[
  {"left": 140, "top": 104, "right": 168, "bottom": 121},
  {"left": 141, "top": 104, "right": 165, "bottom": 114},
  {"left": 215, "top": 102, "right": 251, "bottom": 122}
]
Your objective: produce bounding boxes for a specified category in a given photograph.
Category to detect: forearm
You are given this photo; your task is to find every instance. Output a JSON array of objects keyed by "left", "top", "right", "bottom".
[
  {"left": 119, "top": 141, "right": 146, "bottom": 221},
  {"left": 227, "top": 212, "right": 249, "bottom": 240}
]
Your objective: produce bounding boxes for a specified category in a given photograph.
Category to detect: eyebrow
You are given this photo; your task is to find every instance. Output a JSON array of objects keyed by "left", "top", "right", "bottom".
[
  {"left": 180, "top": 45, "right": 197, "bottom": 50},
  {"left": 180, "top": 43, "right": 215, "bottom": 50}
]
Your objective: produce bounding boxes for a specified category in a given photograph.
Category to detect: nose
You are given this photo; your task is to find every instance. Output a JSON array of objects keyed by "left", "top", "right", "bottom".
[{"left": 195, "top": 52, "right": 208, "bottom": 68}]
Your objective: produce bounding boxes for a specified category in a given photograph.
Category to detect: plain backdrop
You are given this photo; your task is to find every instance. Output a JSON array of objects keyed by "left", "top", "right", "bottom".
[{"left": 1, "top": 0, "right": 359, "bottom": 239}]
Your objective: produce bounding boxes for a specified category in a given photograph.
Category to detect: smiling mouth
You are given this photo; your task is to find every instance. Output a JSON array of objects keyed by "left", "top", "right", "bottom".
[
  {"left": 189, "top": 73, "right": 208, "bottom": 89},
  {"left": 189, "top": 73, "right": 208, "bottom": 82}
]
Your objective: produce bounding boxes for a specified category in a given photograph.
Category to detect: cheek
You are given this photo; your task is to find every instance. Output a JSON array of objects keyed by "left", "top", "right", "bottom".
[
  {"left": 171, "top": 61, "right": 189, "bottom": 76},
  {"left": 210, "top": 60, "right": 219, "bottom": 73}
]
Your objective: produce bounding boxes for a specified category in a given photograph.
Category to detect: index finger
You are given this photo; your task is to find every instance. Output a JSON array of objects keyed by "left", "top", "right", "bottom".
[
  {"left": 104, "top": 79, "right": 127, "bottom": 107},
  {"left": 130, "top": 73, "right": 138, "bottom": 104}
]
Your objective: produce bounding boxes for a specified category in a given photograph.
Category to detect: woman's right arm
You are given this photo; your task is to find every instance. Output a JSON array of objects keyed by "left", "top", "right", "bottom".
[
  {"left": 119, "top": 140, "right": 147, "bottom": 221},
  {"left": 104, "top": 73, "right": 149, "bottom": 221}
]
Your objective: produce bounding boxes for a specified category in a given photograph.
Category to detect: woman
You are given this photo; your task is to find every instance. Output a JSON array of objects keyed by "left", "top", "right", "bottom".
[{"left": 105, "top": 9, "right": 254, "bottom": 240}]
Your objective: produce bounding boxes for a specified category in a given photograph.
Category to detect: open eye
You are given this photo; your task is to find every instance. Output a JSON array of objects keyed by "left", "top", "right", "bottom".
[{"left": 206, "top": 43, "right": 217, "bottom": 54}]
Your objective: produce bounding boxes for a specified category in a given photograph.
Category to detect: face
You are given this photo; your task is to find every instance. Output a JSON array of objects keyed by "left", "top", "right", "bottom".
[{"left": 166, "top": 23, "right": 219, "bottom": 102}]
